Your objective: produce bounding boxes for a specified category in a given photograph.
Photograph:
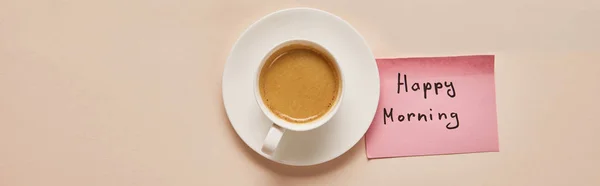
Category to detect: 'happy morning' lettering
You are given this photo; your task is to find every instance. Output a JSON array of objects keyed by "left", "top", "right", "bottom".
[{"left": 382, "top": 73, "right": 460, "bottom": 129}]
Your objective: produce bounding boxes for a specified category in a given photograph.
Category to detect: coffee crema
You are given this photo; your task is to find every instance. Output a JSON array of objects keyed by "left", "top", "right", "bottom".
[{"left": 258, "top": 44, "right": 341, "bottom": 124}]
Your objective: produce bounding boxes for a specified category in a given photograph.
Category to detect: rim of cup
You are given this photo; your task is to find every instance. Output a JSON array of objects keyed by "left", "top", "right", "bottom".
[{"left": 253, "top": 39, "right": 345, "bottom": 131}]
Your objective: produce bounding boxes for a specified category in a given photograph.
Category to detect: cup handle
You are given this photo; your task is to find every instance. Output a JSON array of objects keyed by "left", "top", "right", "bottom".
[{"left": 261, "top": 124, "right": 285, "bottom": 156}]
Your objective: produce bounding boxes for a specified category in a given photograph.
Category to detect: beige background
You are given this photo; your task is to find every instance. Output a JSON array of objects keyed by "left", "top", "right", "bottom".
[{"left": 1, "top": 0, "right": 599, "bottom": 185}]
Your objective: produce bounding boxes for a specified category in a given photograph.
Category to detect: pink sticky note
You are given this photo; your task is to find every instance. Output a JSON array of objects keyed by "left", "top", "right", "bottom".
[{"left": 365, "top": 55, "right": 499, "bottom": 159}]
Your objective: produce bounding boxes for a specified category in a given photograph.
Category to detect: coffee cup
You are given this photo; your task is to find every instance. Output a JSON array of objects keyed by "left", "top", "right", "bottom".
[{"left": 254, "top": 39, "right": 345, "bottom": 156}]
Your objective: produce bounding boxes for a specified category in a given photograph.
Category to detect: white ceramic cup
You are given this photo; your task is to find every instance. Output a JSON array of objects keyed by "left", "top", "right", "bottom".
[{"left": 254, "top": 39, "right": 345, "bottom": 156}]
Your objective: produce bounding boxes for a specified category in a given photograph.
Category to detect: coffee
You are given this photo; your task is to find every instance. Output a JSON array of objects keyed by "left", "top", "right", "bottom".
[{"left": 258, "top": 44, "right": 341, "bottom": 124}]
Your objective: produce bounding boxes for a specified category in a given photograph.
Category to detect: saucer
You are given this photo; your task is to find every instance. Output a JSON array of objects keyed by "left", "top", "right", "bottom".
[{"left": 222, "top": 7, "right": 380, "bottom": 166}]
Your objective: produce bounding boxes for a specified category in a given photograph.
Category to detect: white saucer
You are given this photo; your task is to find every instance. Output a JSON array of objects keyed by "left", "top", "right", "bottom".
[{"left": 222, "top": 7, "right": 380, "bottom": 166}]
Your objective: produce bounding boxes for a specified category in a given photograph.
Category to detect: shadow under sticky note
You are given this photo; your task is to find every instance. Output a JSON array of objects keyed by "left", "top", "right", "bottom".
[{"left": 365, "top": 55, "right": 499, "bottom": 159}]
